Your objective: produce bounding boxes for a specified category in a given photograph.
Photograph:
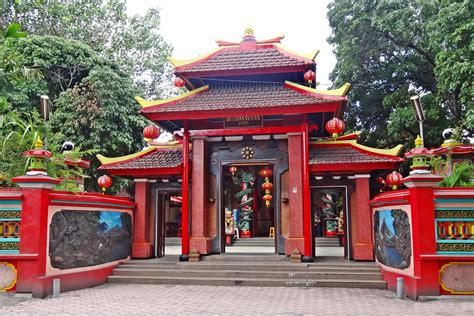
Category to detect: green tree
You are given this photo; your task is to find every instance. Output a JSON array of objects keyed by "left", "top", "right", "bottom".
[
  {"left": 49, "top": 64, "right": 147, "bottom": 191},
  {"left": 1, "top": 0, "right": 172, "bottom": 98},
  {"left": 327, "top": 0, "right": 473, "bottom": 149}
]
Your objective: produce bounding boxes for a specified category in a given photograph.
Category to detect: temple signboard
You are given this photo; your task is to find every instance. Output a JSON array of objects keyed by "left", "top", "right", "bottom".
[{"left": 224, "top": 116, "right": 262, "bottom": 128}]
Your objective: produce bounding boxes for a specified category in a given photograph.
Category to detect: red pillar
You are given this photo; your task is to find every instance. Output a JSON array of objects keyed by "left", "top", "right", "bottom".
[
  {"left": 131, "top": 179, "right": 153, "bottom": 258},
  {"left": 351, "top": 175, "right": 374, "bottom": 260},
  {"left": 301, "top": 122, "right": 313, "bottom": 262},
  {"left": 190, "top": 137, "right": 212, "bottom": 254},
  {"left": 180, "top": 128, "right": 190, "bottom": 261},
  {"left": 12, "top": 175, "right": 60, "bottom": 297},
  {"left": 286, "top": 133, "right": 304, "bottom": 255},
  {"left": 402, "top": 174, "right": 442, "bottom": 298}
]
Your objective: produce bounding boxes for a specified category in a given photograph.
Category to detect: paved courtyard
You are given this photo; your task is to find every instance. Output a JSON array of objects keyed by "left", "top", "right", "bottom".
[{"left": 1, "top": 284, "right": 473, "bottom": 315}]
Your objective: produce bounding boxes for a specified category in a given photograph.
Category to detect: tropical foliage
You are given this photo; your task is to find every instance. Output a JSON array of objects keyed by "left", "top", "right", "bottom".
[
  {"left": 0, "top": 1, "right": 172, "bottom": 192},
  {"left": 327, "top": 0, "right": 473, "bottom": 149}
]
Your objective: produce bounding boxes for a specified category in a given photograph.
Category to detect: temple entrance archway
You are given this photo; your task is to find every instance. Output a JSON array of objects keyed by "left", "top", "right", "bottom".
[
  {"left": 311, "top": 186, "right": 351, "bottom": 259},
  {"left": 154, "top": 188, "right": 182, "bottom": 258},
  {"left": 221, "top": 163, "right": 276, "bottom": 254}
]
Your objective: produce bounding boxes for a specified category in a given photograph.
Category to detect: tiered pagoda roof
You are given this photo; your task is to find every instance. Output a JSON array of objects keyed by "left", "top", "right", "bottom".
[
  {"left": 310, "top": 133, "right": 404, "bottom": 173},
  {"left": 97, "top": 145, "right": 182, "bottom": 176},
  {"left": 98, "top": 133, "right": 403, "bottom": 176}
]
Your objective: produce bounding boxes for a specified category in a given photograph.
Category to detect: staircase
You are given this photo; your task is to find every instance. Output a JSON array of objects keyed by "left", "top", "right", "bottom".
[
  {"left": 231, "top": 237, "right": 275, "bottom": 247},
  {"left": 315, "top": 237, "right": 341, "bottom": 248},
  {"left": 108, "top": 255, "right": 386, "bottom": 289}
]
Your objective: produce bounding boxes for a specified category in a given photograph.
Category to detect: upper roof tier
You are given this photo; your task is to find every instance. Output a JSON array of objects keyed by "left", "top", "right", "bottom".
[{"left": 170, "top": 28, "right": 318, "bottom": 88}]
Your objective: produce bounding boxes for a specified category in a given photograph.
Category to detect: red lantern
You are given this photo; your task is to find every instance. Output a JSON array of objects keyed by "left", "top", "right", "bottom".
[
  {"left": 229, "top": 166, "right": 238, "bottom": 175},
  {"left": 263, "top": 194, "right": 273, "bottom": 207},
  {"left": 174, "top": 77, "right": 185, "bottom": 88},
  {"left": 143, "top": 125, "right": 160, "bottom": 140},
  {"left": 97, "top": 175, "right": 112, "bottom": 193},
  {"left": 262, "top": 182, "right": 273, "bottom": 192},
  {"left": 259, "top": 167, "right": 273, "bottom": 179},
  {"left": 304, "top": 70, "right": 316, "bottom": 86},
  {"left": 386, "top": 171, "right": 403, "bottom": 190},
  {"left": 325, "top": 118, "right": 345, "bottom": 138}
]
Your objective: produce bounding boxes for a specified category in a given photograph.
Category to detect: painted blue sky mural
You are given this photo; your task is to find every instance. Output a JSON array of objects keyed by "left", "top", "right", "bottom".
[{"left": 99, "top": 212, "right": 123, "bottom": 232}]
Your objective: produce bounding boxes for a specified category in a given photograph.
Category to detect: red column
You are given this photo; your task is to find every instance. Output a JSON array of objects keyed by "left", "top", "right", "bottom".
[
  {"left": 131, "top": 179, "right": 153, "bottom": 258},
  {"left": 190, "top": 137, "right": 212, "bottom": 254},
  {"left": 402, "top": 174, "right": 442, "bottom": 298},
  {"left": 13, "top": 175, "right": 60, "bottom": 297},
  {"left": 351, "top": 175, "right": 374, "bottom": 260},
  {"left": 180, "top": 128, "right": 190, "bottom": 261},
  {"left": 301, "top": 122, "right": 313, "bottom": 262},
  {"left": 286, "top": 133, "right": 304, "bottom": 255}
]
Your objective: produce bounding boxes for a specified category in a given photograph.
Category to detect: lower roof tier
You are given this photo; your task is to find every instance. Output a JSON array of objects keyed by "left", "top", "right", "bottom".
[{"left": 98, "top": 138, "right": 403, "bottom": 177}]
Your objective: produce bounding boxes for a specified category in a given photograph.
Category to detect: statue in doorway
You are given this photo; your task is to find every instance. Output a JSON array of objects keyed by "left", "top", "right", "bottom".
[
  {"left": 224, "top": 208, "right": 235, "bottom": 235},
  {"left": 232, "top": 169, "right": 255, "bottom": 238}
]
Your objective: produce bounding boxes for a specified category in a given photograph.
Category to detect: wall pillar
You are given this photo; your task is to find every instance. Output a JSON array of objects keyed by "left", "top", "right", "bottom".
[
  {"left": 285, "top": 133, "right": 304, "bottom": 255},
  {"left": 180, "top": 128, "right": 190, "bottom": 261},
  {"left": 190, "top": 137, "right": 212, "bottom": 254},
  {"left": 351, "top": 174, "right": 374, "bottom": 260},
  {"left": 301, "top": 122, "right": 313, "bottom": 262},
  {"left": 132, "top": 179, "right": 153, "bottom": 258},
  {"left": 12, "top": 175, "right": 59, "bottom": 297},
  {"left": 402, "top": 174, "right": 442, "bottom": 298}
]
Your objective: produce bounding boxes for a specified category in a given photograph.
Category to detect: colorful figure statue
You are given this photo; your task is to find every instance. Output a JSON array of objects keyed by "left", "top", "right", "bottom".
[
  {"left": 232, "top": 169, "right": 255, "bottom": 237},
  {"left": 224, "top": 208, "right": 235, "bottom": 235}
]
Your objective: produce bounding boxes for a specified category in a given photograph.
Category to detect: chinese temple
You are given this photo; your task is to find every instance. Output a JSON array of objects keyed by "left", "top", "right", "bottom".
[{"left": 98, "top": 28, "right": 404, "bottom": 262}]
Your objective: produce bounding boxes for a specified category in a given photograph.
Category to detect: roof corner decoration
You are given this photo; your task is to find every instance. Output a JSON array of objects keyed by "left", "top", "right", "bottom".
[
  {"left": 168, "top": 48, "right": 224, "bottom": 69},
  {"left": 137, "top": 85, "right": 209, "bottom": 112},
  {"left": 97, "top": 146, "right": 158, "bottom": 167},
  {"left": 273, "top": 43, "right": 319, "bottom": 62},
  {"left": 284, "top": 81, "right": 349, "bottom": 100}
]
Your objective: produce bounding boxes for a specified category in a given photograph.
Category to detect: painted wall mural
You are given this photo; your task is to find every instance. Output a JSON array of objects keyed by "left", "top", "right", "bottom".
[
  {"left": 49, "top": 210, "right": 132, "bottom": 270},
  {"left": 374, "top": 209, "right": 412, "bottom": 269}
]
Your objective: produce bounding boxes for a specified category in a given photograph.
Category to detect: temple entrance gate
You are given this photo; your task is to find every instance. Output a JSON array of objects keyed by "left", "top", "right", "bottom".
[{"left": 311, "top": 186, "right": 351, "bottom": 259}]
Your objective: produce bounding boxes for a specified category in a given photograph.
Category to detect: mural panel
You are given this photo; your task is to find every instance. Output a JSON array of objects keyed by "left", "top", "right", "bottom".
[
  {"left": 49, "top": 210, "right": 132, "bottom": 270},
  {"left": 374, "top": 209, "right": 411, "bottom": 269}
]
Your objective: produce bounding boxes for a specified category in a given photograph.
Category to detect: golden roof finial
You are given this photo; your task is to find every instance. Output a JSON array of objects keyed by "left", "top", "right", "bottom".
[
  {"left": 34, "top": 136, "right": 43, "bottom": 149},
  {"left": 414, "top": 135, "right": 422, "bottom": 148},
  {"left": 244, "top": 20, "right": 254, "bottom": 36}
]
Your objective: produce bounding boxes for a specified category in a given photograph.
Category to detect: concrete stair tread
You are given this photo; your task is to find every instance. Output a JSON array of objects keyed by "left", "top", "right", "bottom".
[
  {"left": 114, "top": 268, "right": 381, "bottom": 275},
  {"left": 108, "top": 275, "right": 386, "bottom": 283}
]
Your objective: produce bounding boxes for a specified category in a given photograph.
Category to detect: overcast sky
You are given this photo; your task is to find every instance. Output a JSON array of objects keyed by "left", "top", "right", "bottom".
[{"left": 127, "top": 0, "right": 337, "bottom": 89}]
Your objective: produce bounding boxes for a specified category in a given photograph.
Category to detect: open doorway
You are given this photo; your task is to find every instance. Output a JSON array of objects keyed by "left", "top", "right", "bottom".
[
  {"left": 311, "top": 187, "right": 350, "bottom": 258},
  {"left": 221, "top": 163, "right": 276, "bottom": 254},
  {"left": 155, "top": 190, "right": 182, "bottom": 257}
]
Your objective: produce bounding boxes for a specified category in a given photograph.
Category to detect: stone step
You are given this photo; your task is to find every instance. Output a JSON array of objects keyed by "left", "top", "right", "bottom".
[
  {"left": 201, "top": 254, "right": 285, "bottom": 262},
  {"left": 118, "top": 263, "right": 380, "bottom": 273},
  {"left": 107, "top": 275, "right": 387, "bottom": 289},
  {"left": 112, "top": 268, "right": 383, "bottom": 280}
]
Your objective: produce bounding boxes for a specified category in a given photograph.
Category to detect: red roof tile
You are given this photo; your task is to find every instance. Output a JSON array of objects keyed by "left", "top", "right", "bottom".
[
  {"left": 102, "top": 148, "right": 182, "bottom": 170},
  {"left": 178, "top": 47, "right": 311, "bottom": 73},
  {"left": 141, "top": 83, "right": 342, "bottom": 114},
  {"left": 310, "top": 146, "right": 402, "bottom": 165}
]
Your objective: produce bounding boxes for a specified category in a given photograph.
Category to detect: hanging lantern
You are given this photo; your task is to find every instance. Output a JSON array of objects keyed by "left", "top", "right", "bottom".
[
  {"left": 143, "top": 125, "right": 160, "bottom": 140},
  {"left": 97, "top": 175, "right": 112, "bottom": 193},
  {"left": 259, "top": 167, "right": 273, "bottom": 179},
  {"left": 262, "top": 182, "right": 273, "bottom": 192},
  {"left": 229, "top": 166, "right": 238, "bottom": 176},
  {"left": 325, "top": 118, "right": 345, "bottom": 138},
  {"left": 174, "top": 77, "right": 185, "bottom": 88},
  {"left": 386, "top": 171, "right": 403, "bottom": 190},
  {"left": 263, "top": 194, "right": 273, "bottom": 207},
  {"left": 304, "top": 70, "right": 316, "bottom": 87}
]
